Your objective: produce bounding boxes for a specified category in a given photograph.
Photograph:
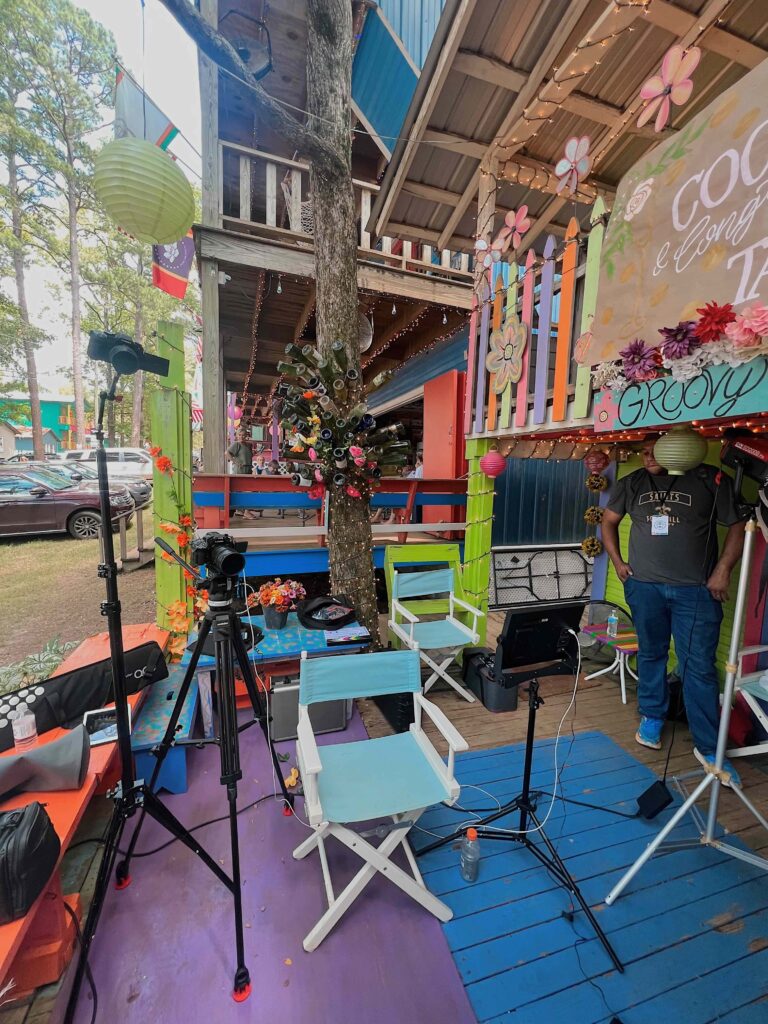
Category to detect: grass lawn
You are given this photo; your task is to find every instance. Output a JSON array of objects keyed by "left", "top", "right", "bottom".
[{"left": 0, "top": 506, "right": 156, "bottom": 666}]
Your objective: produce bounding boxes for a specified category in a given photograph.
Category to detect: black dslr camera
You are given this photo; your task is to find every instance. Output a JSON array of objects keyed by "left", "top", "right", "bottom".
[{"left": 191, "top": 532, "right": 248, "bottom": 577}]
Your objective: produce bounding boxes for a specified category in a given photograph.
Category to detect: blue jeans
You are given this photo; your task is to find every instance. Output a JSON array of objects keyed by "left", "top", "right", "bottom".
[{"left": 623, "top": 578, "right": 723, "bottom": 755}]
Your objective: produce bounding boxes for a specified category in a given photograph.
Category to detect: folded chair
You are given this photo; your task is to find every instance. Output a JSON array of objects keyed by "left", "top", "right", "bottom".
[
  {"left": 388, "top": 567, "right": 483, "bottom": 703},
  {"left": 293, "top": 648, "right": 468, "bottom": 951}
]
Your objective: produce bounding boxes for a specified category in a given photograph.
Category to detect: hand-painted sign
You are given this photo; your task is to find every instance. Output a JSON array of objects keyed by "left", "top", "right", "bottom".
[
  {"left": 594, "top": 355, "right": 767, "bottom": 432},
  {"left": 586, "top": 59, "right": 768, "bottom": 364}
]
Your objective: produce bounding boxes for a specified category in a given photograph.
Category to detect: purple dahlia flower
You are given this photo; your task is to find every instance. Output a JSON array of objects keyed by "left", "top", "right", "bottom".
[
  {"left": 659, "top": 320, "right": 700, "bottom": 360},
  {"left": 619, "top": 338, "right": 660, "bottom": 381}
]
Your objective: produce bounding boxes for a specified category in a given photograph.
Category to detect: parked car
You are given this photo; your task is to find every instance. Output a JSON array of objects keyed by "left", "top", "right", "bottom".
[
  {"left": 36, "top": 460, "right": 152, "bottom": 509},
  {"left": 0, "top": 466, "right": 134, "bottom": 540},
  {"left": 57, "top": 446, "right": 154, "bottom": 482}
]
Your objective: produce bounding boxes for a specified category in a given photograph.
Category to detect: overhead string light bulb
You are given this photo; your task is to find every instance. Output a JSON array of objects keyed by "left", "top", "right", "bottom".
[{"left": 276, "top": 276, "right": 283, "bottom": 295}]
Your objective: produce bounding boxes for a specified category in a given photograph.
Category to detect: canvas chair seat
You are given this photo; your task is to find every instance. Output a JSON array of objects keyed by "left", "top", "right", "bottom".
[
  {"left": 409, "top": 618, "right": 470, "bottom": 649},
  {"left": 316, "top": 732, "right": 452, "bottom": 823}
]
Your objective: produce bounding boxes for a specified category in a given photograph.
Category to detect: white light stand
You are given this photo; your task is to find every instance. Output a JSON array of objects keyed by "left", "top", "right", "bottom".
[{"left": 605, "top": 517, "right": 768, "bottom": 907}]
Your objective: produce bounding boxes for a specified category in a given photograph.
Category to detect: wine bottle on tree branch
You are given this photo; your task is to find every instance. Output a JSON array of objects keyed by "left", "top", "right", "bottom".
[{"left": 159, "top": 0, "right": 380, "bottom": 640}]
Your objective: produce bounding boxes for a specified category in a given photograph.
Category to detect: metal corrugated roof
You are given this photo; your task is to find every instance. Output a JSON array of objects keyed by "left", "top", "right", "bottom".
[
  {"left": 492, "top": 457, "right": 590, "bottom": 545},
  {"left": 379, "top": 0, "right": 447, "bottom": 69},
  {"left": 369, "top": 325, "right": 467, "bottom": 412}
]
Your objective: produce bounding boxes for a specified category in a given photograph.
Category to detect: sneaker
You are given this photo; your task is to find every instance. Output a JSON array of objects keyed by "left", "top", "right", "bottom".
[
  {"left": 693, "top": 748, "right": 741, "bottom": 788},
  {"left": 636, "top": 716, "right": 664, "bottom": 750}
]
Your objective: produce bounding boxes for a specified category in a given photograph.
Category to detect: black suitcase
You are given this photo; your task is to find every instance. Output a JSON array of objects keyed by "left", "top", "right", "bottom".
[{"left": 0, "top": 802, "right": 61, "bottom": 924}]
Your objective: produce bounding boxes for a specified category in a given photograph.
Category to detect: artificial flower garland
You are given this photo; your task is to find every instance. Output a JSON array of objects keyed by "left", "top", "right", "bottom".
[{"left": 592, "top": 301, "right": 768, "bottom": 391}]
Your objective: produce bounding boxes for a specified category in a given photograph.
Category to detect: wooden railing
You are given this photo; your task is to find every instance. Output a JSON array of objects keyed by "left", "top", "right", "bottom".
[{"left": 218, "top": 141, "right": 471, "bottom": 281}]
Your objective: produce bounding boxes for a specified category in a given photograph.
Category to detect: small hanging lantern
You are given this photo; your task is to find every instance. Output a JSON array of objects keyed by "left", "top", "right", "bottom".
[
  {"left": 653, "top": 425, "right": 707, "bottom": 476},
  {"left": 94, "top": 138, "right": 195, "bottom": 244},
  {"left": 584, "top": 450, "right": 610, "bottom": 474},
  {"left": 479, "top": 447, "right": 507, "bottom": 479}
]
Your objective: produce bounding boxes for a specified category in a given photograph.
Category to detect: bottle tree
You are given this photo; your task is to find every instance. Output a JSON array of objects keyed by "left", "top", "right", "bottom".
[{"left": 160, "top": 0, "right": 383, "bottom": 639}]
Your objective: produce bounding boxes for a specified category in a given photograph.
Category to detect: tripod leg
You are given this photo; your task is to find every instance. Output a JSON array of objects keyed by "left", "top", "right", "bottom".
[
  {"left": 64, "top": 805, "right": 128, "bottom": 1024},
  {"left": 116, "top": 616, "right": 214, "bottom": 884},
  {"left": 226, "top": 781, "right": 251, "bottom": 1001},
  {"left": 231, "top": 620, "right": 294, "bottom": 810},
  {"left": 528, "top": 812, "right": 624, "bottom": 974}
]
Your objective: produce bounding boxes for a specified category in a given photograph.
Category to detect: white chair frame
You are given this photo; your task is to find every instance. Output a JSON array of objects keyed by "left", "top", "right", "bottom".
[
  {"left": 389, "top": 591, "right": 482, "bottom": 703},
  {"left": 294, "top": 653, "right": 468, "bottom": 952},
  {"left": 727, "top": 644, "right": 768, "bottom": 760}
]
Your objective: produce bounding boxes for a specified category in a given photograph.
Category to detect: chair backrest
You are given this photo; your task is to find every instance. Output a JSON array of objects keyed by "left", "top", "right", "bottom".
[
  {"left": 392, "top": 568, "right": 455, "bottom": 601},
  {"left": 299, "top": 649, "right": 421, "bottom": 705}
]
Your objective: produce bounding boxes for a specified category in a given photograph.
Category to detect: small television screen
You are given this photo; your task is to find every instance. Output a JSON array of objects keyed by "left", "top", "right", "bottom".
[{"left": 496, "top": 601, "right": 586, "bottom": 673}]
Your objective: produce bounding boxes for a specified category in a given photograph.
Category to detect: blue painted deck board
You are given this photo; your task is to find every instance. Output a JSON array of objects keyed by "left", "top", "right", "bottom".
[{"left": 418, "top": 731, "right": 768, "bottom": 1023}]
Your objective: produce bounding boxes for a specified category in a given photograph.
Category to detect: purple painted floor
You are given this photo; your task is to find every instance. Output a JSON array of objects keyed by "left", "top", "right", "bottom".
[{"left": 71, "top": 709, "right": 476, "bottom": 1024}]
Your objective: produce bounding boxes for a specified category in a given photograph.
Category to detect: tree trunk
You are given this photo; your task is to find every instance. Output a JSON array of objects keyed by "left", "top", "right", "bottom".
[
  {"left": 305, "top": 0, "right": 378, "bottom": 640},
  {"left": 131, "top": 300, "right": 144, "bottom": 446},
  {"left": 7, "top": 151, "right": 44, "bottom": 459},
  {"left": 67, "top": 188, "right": 86, "bottom": 446}
]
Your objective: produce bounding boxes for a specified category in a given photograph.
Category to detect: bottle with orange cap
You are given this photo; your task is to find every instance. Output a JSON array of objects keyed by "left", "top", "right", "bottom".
[{"left": 459, "top": 827, "right": 481, "bottom": 882}]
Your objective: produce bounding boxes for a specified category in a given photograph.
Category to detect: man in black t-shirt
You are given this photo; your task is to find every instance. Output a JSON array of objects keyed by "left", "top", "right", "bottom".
[{"left": 602, "top": 435, "right": 745, "bottom": 784}]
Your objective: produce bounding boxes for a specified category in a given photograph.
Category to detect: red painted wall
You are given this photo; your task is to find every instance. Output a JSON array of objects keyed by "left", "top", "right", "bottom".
[{"left": 422, "top": 370, "right": 467, "bottom": 524}]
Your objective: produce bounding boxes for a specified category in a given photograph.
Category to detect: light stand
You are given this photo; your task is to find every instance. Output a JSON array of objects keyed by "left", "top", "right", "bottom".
[
  {"left": 606, "top": 469, "right": 768, "bottom": 907},
  {"left": 415, "top": 670, "right": 624, "bottom": 973},
  {"left": 65, "top": 373, "right": 256, "bottom": 1020}
]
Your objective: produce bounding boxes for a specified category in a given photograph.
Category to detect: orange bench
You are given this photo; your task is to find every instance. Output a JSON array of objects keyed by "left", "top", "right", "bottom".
[{"left": 0, "top": 624, "right": 168, "bottom": 996}]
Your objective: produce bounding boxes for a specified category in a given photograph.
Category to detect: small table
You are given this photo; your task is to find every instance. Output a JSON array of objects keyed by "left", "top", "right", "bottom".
[
  {"left": 582, "top": 624, "right": 639, "bottom": 705},
  {"left": 185, "top": 613, "right": 369, "bottom": 736}
]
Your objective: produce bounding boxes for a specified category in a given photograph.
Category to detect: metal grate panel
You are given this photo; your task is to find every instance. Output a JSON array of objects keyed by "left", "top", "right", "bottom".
[{"left": 489, "top": 544, "right": 593, "bottom": 610}]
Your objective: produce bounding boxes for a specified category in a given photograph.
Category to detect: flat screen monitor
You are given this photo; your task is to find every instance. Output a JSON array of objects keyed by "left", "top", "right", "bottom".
[{"left": 495, "top": 600, "right": 586, "bottom": 674}]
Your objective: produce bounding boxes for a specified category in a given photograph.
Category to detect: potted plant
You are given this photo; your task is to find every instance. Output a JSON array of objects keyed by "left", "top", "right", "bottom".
[{"left": 250, "top": 578, "right": 306, "bottom": 630}]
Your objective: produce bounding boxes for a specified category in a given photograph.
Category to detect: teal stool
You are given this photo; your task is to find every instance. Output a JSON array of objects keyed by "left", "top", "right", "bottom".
[{"left": 132, "top": 668, "right": 199, "bottom": 794}]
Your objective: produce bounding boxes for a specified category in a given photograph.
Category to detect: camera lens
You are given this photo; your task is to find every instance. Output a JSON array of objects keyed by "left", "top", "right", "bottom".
[{"left": 211, "top": 544, "right": 245, "bottom": 576}]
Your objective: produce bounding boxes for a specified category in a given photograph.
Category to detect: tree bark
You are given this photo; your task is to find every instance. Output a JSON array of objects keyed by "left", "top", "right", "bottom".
[
  {"left": 131, "top": 299, "right": 144, "bottom": 446},
  {"left": 67, "top": 187, "right": 86, "bottom": 447},
  {"left": 7, "top": 150, "right": 44, "bottom": 459}
]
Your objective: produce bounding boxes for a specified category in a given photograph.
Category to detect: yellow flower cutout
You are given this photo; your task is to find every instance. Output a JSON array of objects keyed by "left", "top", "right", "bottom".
[{"left": 486, "top": 316, "right": 528, "bottom": 393}]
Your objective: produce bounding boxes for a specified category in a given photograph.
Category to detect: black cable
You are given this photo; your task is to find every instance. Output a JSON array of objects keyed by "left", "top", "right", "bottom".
[
  {"left": 565, "top": 902, "right": 623, "bottom": 1022},
  {"left": 534, "top": 791, "right": 639, "bottom": 820},
  {"left": 60, "top": 898, "right": 98, "bottom": 1024}
]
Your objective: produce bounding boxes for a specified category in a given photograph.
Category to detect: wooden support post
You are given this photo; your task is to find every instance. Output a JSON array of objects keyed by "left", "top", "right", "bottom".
[
  {"left": 151, "top": 321, "right": 193, "bottom": 629},
  {"left": 201, "top": 257, "right": 225, "bottom": 473},
  {"left": 239, "top": 154, "right": 252, "bottom": 221},
  {"left": 463, "top": 438, "right": 494, "bottom": 644},
  {"left": 360, "top": 188, "right": 371, "bottom": 249},
  {"left": 198, "top": 0, "right": 219, "bottom": 227}
]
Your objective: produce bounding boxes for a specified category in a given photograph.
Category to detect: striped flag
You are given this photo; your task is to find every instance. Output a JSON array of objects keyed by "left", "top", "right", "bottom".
[{"left": 114, "top": 64, "right": 178, "bottom": 149}]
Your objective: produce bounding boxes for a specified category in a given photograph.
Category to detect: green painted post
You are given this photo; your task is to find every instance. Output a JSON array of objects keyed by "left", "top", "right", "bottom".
[
  {"left": 463, "top": 437, "right": 494, "bottom": 644},
  {"left": 150, "top": 321, "right": 193, "bottom": 631},
  {"left": 573, "top": 196, "right": 606, "bottom": 418}
]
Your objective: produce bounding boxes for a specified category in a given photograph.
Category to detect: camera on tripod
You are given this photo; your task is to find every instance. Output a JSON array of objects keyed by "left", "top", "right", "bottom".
[
  {"left": 88, "top": 330, "right": 170, "bottom": 377},
  {"left": 190, "top": 532, "right": 248, "bottom": 577}
]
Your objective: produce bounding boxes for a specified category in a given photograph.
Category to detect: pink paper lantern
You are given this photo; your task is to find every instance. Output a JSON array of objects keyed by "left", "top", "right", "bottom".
[
  {"left": 480, "top": 448, "right": 507, "bottom": 479},
  {"left": 585, "top": 450, "right": 610, "bottom": 474}
]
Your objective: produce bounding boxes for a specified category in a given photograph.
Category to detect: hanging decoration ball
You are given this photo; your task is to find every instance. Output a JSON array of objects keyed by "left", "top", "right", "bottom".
[
  {"left": 479, "top": 447, "right": 507, "bottom": 479},
  {"left": 581, "top": 537, "right": 603, "bottom": 557},
  {"left": 94, "top": 138, "right": 195, "bottom": 244},
  {"left": 653, "top": 425, "right": 708, "bottom": 476},
  {"left": 583, "top": 506, "right": 604, "bottom": 526},
  {"left": 585, "top": 472, "right": 609, "bottom": 492},
  {"left": 584, "top": 450, "right": 610, "bottom": 474}
]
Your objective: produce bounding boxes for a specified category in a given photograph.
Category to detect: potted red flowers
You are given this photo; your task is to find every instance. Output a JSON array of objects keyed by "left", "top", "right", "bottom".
[{"left": 250, "top": 578, "right": 306, "bottom": 630}]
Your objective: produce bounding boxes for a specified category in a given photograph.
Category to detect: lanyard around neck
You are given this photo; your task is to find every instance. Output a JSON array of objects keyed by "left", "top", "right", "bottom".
[{"left": 646, "top": 470, "right": 674, "bottom": 511}]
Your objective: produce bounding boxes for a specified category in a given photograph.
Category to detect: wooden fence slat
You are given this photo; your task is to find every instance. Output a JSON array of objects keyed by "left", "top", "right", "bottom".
[
  {"left": 239, "top": 155, "right": 252, "bottom": 220},
  {"left": 552, "top": 217, "right": 580, "bottom": 421},
  {"left": 473, "top": 273, "right": 492, "bottom": 434},
  {"left": 290, "top": 168, "right": 302, "bottom": 230},
  {"left": 485, "top": 266, "right": 506, "bottom": 431},
  {"left": 574, "top": 196, "right": 606, "bottom": 418},
  {"left": 498, "top": 269, "right": 518, "bottom": 430},
  {"left": 463, "top": 294, "right": 479, "bottom": 437},
  {"left": 532, "top": 236, "right": 556, "bottom": 425},
  {"left": 514, "top": 249, "right": 536, "bottom": 428},
  {"left": 266, "top": 162, "right": 277, "bottom": 226}
]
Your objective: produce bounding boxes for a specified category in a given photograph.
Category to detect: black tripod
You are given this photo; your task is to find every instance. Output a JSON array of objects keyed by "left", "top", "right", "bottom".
[
  {"left": 416, "top": 676, "right": 624, "bottom": 973},
  {"left": 65, "top": 374, "right": 291, "bottom": 1021}
]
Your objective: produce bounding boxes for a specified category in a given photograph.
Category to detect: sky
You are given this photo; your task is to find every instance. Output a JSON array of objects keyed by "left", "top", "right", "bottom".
[{"left": 25, "top": 0, "right": 202, "bottom": 392}]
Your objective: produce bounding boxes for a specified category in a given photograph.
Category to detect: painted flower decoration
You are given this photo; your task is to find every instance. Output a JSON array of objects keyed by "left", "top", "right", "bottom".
[
  {"left": 637, "top": 45, "right": 701, "bottom": 133},
  {"left": 493, "top": 206, "right": 531, "bottom": 253},
  {"left": 694, "top": 301, "right": 735, "bottom": 343},
  {"left": 155, "top": 455, "right": 173, "bottom": 475},
  {"left": 555, "top": 137, "right": 592, "bottom": 195},
  {"left": 658, "top": 321, "right": 700, "bottom": 360},
  {"left": 741, "top": 302, "right": 768, "bottom": 337},
  {"left": 485, "top": 316, "right": 528, "bottom": 392},
  {"left": 474, "top": 237, "right": 501, "bottom": 270},
  {"left": 623, "top": 178, "right": 654, "bottom": 222},
  {"left": 619, "top": 338, "right": 661, "bottom": 382},
  {"left": 591, "top": 361, "right": 627, "bottom": 392},
  {"left": 573, "top": 330, "right": 593, "bottom": 365}
]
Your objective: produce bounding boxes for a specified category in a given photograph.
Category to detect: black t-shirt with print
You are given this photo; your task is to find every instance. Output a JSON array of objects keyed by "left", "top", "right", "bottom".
[{"left": 605, "top": 465, "right": 741, "bottom": 585}]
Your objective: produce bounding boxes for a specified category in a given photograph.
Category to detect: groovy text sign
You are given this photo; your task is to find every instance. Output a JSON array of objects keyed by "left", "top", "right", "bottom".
[
  {"left": 586, "top": 59, "right": 768, "bottom": 364},
  {"left": 594, "top": 355, "right": 768, "bottom": 432}
]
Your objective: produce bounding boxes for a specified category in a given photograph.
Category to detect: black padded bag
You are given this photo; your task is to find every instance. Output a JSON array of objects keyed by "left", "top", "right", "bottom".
[
  {"left": 0, "top": 642, "right": 168, "bottom": 753},
  {"left": 0, "top": 802, "right": 60, "bottom": 924},
  {"left": 296, "top": 596, "right": 356, "bottom": 630}
]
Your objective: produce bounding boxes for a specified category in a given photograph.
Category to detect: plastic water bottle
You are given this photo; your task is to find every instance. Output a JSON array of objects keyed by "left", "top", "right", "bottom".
[
  {"left": 459, "top": 827, "right": 481, "bottom": 882},
  {"left": 607, "top": 608, "right": 619, "bottom": 638}
]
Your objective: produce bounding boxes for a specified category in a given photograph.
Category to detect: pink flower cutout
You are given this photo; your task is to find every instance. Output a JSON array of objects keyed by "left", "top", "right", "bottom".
[
  {"left": 474, "top": 238, "right": 501, "bottom": 270},
  {"left": 494, "top": 206, "right": 531, "bottom": 253},
  {"left": 555, "top": 137, "right": 591, "bottom": 195},
  {"left": 741, "top": 303, "right": 768, "bottom": 337},
  {"left": 637, "top": 45, "right": 701, "bottom": 133},
  {"left": 725, "top": 315, "right": 760, "bottom": 350}
]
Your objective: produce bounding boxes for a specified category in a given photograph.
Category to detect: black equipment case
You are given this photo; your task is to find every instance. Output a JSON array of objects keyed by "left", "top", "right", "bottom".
[{"left": 0, "top": 802, "right": 61, "bottom": 924}]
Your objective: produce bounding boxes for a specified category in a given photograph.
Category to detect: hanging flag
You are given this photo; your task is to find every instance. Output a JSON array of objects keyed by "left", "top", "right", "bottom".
[
  {"left": 152, "top": 231, "right": 195, "bottom": 299},
  {"left": 114, "top": 64, "right": 179, "bottom": 150}
]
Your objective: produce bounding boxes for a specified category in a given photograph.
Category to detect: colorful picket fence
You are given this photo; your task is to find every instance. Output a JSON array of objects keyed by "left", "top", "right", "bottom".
[{"left": 464, "top": 198, "right": 606, "bottom": 436}]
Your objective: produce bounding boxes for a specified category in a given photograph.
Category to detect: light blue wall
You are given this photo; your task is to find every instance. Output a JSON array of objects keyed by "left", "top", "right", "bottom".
[{"left": 378, "top": 0, "right": 446, "bottom": 69}]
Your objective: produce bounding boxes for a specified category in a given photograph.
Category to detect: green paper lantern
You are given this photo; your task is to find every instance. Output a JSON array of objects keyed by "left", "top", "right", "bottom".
[
  {"left": 654, "top": 425, "right": 708, "bottom": 476},
  {"left": 94, "top": 138, "right": 195, "bottom": 244}
]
